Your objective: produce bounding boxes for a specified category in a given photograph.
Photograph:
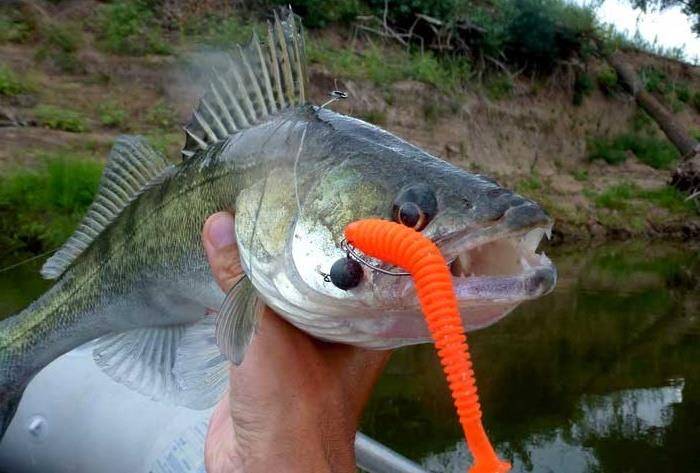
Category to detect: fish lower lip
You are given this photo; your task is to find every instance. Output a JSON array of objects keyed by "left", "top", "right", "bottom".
[{"left": 451, "top": 259, "right": 557, "bottom": 302}]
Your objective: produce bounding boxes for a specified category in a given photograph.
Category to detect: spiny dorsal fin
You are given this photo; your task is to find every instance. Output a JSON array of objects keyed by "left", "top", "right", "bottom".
[
  {"left": 182, "top": 9, "right": 308, "bottom": 159},
  {"left": 41, "top": 136, "right": 172, "bottom": 279}
]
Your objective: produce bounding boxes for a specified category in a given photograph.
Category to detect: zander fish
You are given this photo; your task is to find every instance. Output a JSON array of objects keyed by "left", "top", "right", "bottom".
[{"left": 0, "top": 11, "right": 556, "bottom": 435}]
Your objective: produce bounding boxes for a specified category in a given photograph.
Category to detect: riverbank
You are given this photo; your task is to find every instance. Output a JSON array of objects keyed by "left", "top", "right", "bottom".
[{"left": 0, "top": 1, "right": 698, "bottom": 263}]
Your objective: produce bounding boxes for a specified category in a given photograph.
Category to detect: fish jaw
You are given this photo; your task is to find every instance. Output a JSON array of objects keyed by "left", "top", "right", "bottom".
[{"left": 367, "top": 202, "right": 557, "bottom": 338}]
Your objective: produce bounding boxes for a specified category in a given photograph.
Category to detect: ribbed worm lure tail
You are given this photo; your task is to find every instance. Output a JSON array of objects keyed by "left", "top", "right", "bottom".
[{"left": 344, "top": 218, "right": 511, "bottom": 473}]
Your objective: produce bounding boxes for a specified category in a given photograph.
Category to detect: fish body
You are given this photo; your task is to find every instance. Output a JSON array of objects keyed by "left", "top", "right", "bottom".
[{"left": 0, "top": 12, "right": 556, "bottom": 436}]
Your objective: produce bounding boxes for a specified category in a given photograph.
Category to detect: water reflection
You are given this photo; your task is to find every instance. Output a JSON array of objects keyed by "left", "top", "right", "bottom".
[
  {"left": 361, "top": 242, "right": 700, "bottom": 472},
  {"left": 422, "top": 380, "right": 685, "bottom": 472},
  {"left": 1, "top": 242, "right": 698, "bottom": 472}
]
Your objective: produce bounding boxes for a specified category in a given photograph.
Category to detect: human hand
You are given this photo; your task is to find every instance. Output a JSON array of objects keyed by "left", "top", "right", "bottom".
[{"left": 202, "top": 212, "right": 392, "bottom": 473}]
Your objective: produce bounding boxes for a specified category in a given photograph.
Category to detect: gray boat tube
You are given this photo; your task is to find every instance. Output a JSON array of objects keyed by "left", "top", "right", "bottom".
[{"left": 0, "top": 343, "right": 426, "bottom": 473}]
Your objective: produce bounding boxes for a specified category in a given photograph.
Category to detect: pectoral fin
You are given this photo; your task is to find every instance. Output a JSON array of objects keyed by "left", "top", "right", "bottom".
[
  {"left": 215, "top": 276, "right": 265, "bottom": 366},
  {"left": 92, "top": 317, "right": 228, "bottom": 409}
]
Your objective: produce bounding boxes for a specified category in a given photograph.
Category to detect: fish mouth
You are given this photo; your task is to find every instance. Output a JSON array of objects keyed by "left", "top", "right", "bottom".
[
  {"left": 383, "top": 204, "right": 557, "bottom": 306},
  {"left": 440, "top": 224, "right": 556, "bottom": 304}
]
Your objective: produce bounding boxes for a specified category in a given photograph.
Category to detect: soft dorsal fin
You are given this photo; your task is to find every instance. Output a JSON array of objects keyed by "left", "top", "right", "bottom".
[
  {"left": 182, "top": 9, "right": 308, "bottom": 159},
  {"left": 41, "top": 136, "right": 172, "bottom": 279}
]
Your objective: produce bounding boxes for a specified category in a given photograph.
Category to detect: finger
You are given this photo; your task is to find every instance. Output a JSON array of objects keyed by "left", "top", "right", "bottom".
[{"left": 202, "top": 212, "right": 243, "bottom": 292}]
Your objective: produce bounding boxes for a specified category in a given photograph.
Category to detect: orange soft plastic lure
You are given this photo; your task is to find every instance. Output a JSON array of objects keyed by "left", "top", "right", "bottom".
[{"left": 345, "top": 218, "right": 511, "bottom": 473}]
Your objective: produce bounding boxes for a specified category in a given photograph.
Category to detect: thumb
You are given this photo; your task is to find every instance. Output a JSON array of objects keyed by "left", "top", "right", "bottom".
[{"left": 202, "top": 212, "right": 243, "bottom": 292}]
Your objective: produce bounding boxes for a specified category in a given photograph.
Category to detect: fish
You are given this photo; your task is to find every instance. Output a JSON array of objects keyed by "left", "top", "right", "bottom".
[{"left": 0, "top": 10, "right": 556, "bottom": 437}]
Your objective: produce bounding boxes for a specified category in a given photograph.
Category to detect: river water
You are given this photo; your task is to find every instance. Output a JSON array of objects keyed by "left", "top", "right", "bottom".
[{"left": 1, "top": 242, "right": 698, "bottom": 472}]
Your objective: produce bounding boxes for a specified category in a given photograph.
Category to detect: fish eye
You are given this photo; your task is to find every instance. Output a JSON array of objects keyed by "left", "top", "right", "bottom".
[{"left": 392, "top": 184, "right": 437, "bottom": 231}]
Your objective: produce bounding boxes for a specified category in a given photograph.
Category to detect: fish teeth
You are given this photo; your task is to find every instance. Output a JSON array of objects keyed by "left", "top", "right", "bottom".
[{"left": 458, "top": 252, "right": 471, "bottom": 276}]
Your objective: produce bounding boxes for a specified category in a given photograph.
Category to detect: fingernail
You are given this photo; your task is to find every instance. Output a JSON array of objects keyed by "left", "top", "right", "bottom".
[{"left": 208, "top": 213, "right": 236, "bottom": 250}]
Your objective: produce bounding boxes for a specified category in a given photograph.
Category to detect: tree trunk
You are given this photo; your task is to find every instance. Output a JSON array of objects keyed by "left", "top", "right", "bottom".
[{"left": 608, "top": 52, "right": 700, "bottom": 192}]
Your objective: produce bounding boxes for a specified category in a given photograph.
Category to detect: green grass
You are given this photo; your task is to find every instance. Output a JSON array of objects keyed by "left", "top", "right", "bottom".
[
  {"left": 587, "top": 137, "right": 628, "bottom": 165},
  {"left": 517, "top": 175, "right": 543, "bottom": 193},
  {"left": 181, "top": 15, "right": 264, "bottom": 47},
  {"left": 0, "top": 9, "right": 33, "bottom": 43},
  {"left": 35, "top": 105, "right": 89, "bottom": 133},
  {"left": 98, "top": 101, "right": 128, "bottom": 128},
  {"left": 358, "top": 109, "right": 387, "bottom": 125},
  {"left": 588, "top": 133, "right": 679, "bottom": 169},
  {"left": 572, "top": 169, "right": 589, "bottom": 181},
  {"left": 596, "top": 67, "right": 617, "bottom": 95},
  {"left": 0, "top": 64, "right": 32, "bottom": 96},
  {"left": 145, "top": 101, "right": 177, "bottom": 130},
  {"left": 97, "top": 1, "right": 171, "bottom": 56},
  {"left": 307, "top": 40, "right": 471, "bottom": 93},
  {"left": 35, "top": 22, "right": 84, "bottom": 73},
  {"left": 0, "top": 154, "right": 102, "bottom": 253},
  {"left": 485, "top": 74, "right": 514, "bottom": 100},
  {"left": 593, "top": 183, "right": 696, "bottom": 214}
]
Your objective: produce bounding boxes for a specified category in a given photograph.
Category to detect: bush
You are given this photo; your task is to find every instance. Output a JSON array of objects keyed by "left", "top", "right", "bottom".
[
  {"left": 573, "top": 72, "right": 593, "bottom": 105},
  {"left": 98, "top": 101, "right": 128, "bottom": 128},
  {"left": 0, "top": 64, "right": 31, "bottom": 96},
  {"left": 307, "top": 41, "right": 470, "bottom": 93},
  {"left": 501, "top": 0, "right": 596, "bottom": 71},
  {"left": 588, "top": 137, "right": 628, "bottom": 165},
  {"left": 588, "top": 132, "right": 679, "bottom": 169},
  {"left": 97, "top": 1, "right": 170, "bottom": 56},
  {"left": 0, "top": 153, "right": 102, "bottom": 251},
  {"left": 593, "top": 183, "right": 696, "bottom": 214},
  {"left": 279, "top": 0, "right": 361, "bottom": 28},
  {"left": 692, "top": 92, "right": 700, "bottom": 113},
  {"left": 146, "top": 101, "right": 177, "bottom": 130},
  {"left": 640, "top": 66, "right": 667, "bottom": 94},
  {"left": 35, "top": 22, "right": 83, "bottom": 73},
  {"left": 596, "top": 67, "right": 617, "bottom": 95},
  {"left": 35, "top": 105, "right": 88, "bottom": 133},
  {"left": 0, "top": 9, "right": 33, "bottom": 43},
  {"left": 485, "top": 74, "right": 513, "bottom": 100},
  {"left": 675, "top": 84, "right": 691, "bottom": 103},
  {"left": 594, "top": 183, "right": 635, "bottom": 210},
  {"left": 182, "top": 15, "right": 263, "bottom": 47}
]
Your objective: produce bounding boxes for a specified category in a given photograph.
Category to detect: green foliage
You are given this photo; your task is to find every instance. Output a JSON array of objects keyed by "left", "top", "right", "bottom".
[
  {"left": 501, "top": 0, "right": 596, "bottom": 71},
  {"left": 97, "top": 1, "right": 171, "bottom": 56},
  {"left": 572, "top": 169, "right": 588, "bottom": 181},
  {"left": 595, "top": 183, "right": 635, "bottom": 210},
  {"left": 485, "top": 74, "right": 513, "bottom": 100},
  {"left": 359, "top": 109, "right": 387, "bottom": 125},
  {"left": 145, "top": 101, "right": 177, "bottom": 130},
  {"left": 588, "top": 137, "right": 628, "bottom": 165},
  {"left": 35, "top": 105, "right": 88, "bottom": 133},
  {"left": 518, "top": 175, "right": 543, "bottom": 192},
  {"left": 181, "top": 14, "right": 264, "bottom": 47},
  {"left": 588, "top": 132, "right": 679, "bottom": 169},
  {"left": 97, "top": 101, "right": 128, "bottom": 128},
  {"left": 365, "top": 0, "right": 455, "bottom": 29},
  {"left": 0, "top": 64, "right": 32, "bottom": 96},
  {"left": 573, "top": 72, "right": 593, "bottom": 105},
  {"left": 0, "top": 9, "right": 33, "bottom": 43},
  {"left": 35, "top": 22, "right": 83, "bottom": 73},
  {"left": 640, "top": 66, "right": 668, "bottom": 94},
  {"left": 631, "top": 109, "right": 654, "bottom": 132},
  {"left": 0, "top": 154, "right": 102, "bottom": 251},
  {"left": 277, "top": 0, "right": 362, "bottom": 28},
  {"left": 594, "top": 183, "right": 696, "bottom": 214},
  {"left": 675, "top": 84, "right": 691, "bottom": 103},
  {"left": 692, "top": 91, "right": 700, "bottom": 113},
  {"left": 596, "top": 67, "right": 618, "bottom": 95},
  {"left": 307, "top": 41, "right": 470, "bottom": 92}
]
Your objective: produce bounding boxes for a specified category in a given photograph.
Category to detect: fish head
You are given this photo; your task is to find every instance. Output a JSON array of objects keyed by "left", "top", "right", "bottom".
[{"left": 238, "top": 109, "right": 556, "bottom": 348}]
